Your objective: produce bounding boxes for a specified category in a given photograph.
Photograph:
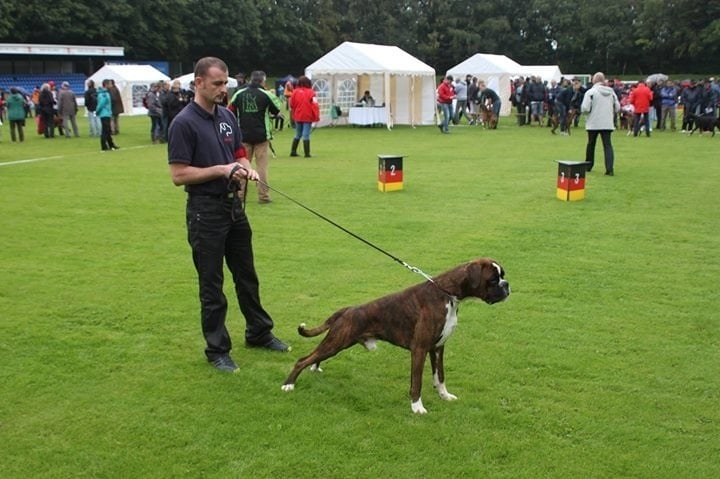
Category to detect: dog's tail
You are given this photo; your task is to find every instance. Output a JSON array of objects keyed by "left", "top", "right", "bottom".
[{"left": 298, "top": 307, "right": 349, "bottom": 337}]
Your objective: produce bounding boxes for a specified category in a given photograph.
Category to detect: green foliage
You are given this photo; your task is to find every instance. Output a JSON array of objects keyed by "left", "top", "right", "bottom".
[
  {"left": 1, "top": 0, "right": 719, "bottom": 74},
  {"left": 1, "top": 112, "right": 719, "bottom": 477}
]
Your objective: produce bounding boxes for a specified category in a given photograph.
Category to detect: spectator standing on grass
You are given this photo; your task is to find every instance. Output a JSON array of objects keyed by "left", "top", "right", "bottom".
[
  {"left": 145, "top": 82, "right": 163, "bottom": 144},
  {"left": 651, "top": 80, "right": 664, "bottom": 130},
  {"left": 38, "top": 83, "right": 55, "bottom": 138},
  {"left": 581, "top": 72, "right": 620, "bottom": 176},
  {"left": 164, "top": 80, "right": 189, "bottom": 127},
  {"left": 570, "top": 79, "right": 586, "bottom": 127},
  {"left": 289, "top": 75, "right": 319, "bottom": 157},
  {"left": 167, "top": 57, "right": 289, "bottom": 373},
  {"left": 31, "top": 85, "right": 40, "bottom": 116},
  {"left": 229, "top": 70, "right": 282, "bottom": 204},
  {"left": 526, "top": 76, "right": 547, "bottom": 126},
  {"left": 96, "top": 79, "right": 119, "bottom": 151},
  {"left": 58, "top": 81, "right": 79, "bottom": 138},
  {"left": 436, "top": 75, "right": 455, "bottom": 134},
  {"left": 453, "top": 77, "right": 469, "bottom": 124},
  {"left": 109, "top": 79, "right": 124, "bottom": 134},
  {"left": 710, "top": 77, "right": 720, "bottom": 118},
  {"left": 554, "top": 79, "right": 573, "bottom": 135},
  {"left": 700, "top": 78, "right": 718, "bottom": 117},
  {"left": 7, "top": 87, "right": 26, "bottom": 142},
  {"left": 511, "top": 77, "right": 527, "bottom": 125},
  {"left": 680, "top": 80, "right": 700, "bottom": 132},
  {"left": 660, "top": 80, "right": 678, "bottom": 130},
  {"left": 84, "top": 79, "right": 100, "bottom": 137},
  {"left": 467, "top": 77, "right": 479, "bottom": 124}
]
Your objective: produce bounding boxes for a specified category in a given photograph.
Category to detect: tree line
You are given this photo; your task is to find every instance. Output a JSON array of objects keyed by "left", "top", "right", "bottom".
[{"left": 1, "top": 0, "right": 718, "bottom": 77}]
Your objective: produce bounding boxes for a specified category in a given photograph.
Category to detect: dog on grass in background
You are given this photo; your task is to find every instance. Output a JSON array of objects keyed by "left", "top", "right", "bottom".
[
  {"left": 479, "top": 103, "right": 498, "bottom": 129},
  {"left": 281, "top": 258, "right": 510, "bottom": 414},
  {"left": 688, "top": 113, "right": 720, "bottom": 136},
  {"left": 552, "top": 108, "right": 577, "bottom": 136}
]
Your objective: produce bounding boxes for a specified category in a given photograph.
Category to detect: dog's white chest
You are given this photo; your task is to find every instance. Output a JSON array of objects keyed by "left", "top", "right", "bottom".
[{"left": 436, "top": 298, "right": 459, "bottom": 346}]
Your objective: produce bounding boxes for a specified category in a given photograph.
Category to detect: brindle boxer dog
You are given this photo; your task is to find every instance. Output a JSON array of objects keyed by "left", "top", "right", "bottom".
[
  {"left": 563, "top": 108, "right": 578, "bottom": 136},
  {"left": 479, "top": 103, "right": 498, "bottom": 129},
  {"left": 281, "top": 258, "right": 510, "bottom": 414}
]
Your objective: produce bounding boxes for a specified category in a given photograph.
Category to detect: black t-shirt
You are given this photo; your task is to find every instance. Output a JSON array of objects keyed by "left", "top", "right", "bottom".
[
  {"left": 480, "top": 88, "right": 500, "bottom": 104},
  {"left": 168, "top": 102, "right": 244, "bottom": 195}
]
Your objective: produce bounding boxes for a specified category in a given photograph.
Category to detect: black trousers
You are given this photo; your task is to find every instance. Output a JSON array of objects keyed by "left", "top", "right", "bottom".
[
  {"left": 41, "top": 111, "right": 54, "bottom": 137},
  {"left": 186, "top": 195, "right": 274, "bottom": 361},
  {"left": 100, "top": 117, "right": 115, "bottom": 150},
  {"left": 585, "top": 130, "right": 614, "bottom": 173}
]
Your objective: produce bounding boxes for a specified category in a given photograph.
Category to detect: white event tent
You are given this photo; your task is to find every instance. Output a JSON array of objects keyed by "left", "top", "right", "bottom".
[
  {"left": 447, "top": 53, "right": 524, "bottom": 116},
  {"left": 521, "top": 65, "right": 563, "bottom": 84},
  {"left": 88, "top": 64, "right": 170, "bottom": 115},
  {"left": 172, "top": 72, "right": 238, "bottom": 91},
  {"left": 305, "top": 41, "right": 437, "bottom": 127}
]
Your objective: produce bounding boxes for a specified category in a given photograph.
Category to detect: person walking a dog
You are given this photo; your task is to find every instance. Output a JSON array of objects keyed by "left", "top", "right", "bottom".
[
  {"left": 478, "top": 81, "right": 501, "bottom": 128},
  {"left": 581, "top": 72, "right": 620, "bottom": 176},
  {"left": 630, "top": 80, "right": 653, "bottom": 137},
  {"left": 168, "top": 57, "right": 290, "bottom": 373}
]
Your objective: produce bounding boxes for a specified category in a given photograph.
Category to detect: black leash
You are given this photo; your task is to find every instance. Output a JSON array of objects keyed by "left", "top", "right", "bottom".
[
  {"left": 229, "top": 166, "right": 454, "bottom": 297},
  {"left": 227, "top": 164, "right": 247, "bottom": 222}
]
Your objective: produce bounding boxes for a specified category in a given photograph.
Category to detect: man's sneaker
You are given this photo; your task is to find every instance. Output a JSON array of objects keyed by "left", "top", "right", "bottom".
[
  {"left": 211, "top": 354, "right": 239, "bottom": 372},
  {"left": 246, "top": 336, "right": 291, "bottom": 352}
]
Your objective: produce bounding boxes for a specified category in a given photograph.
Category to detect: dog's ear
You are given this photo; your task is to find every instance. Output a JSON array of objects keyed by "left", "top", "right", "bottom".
[{"left": 464, "top": 260, "right": 488, "bottom": 292}]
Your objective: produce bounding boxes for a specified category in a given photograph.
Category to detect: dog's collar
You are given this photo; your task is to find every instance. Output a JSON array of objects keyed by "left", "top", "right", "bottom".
[{"left": 427, "top": 277, "right": 457, "bottom": 300}]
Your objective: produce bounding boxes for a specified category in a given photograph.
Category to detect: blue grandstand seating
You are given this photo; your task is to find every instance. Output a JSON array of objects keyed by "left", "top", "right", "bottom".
[{"left": 0, "top": 73, "right": 87, "bottom": 96}]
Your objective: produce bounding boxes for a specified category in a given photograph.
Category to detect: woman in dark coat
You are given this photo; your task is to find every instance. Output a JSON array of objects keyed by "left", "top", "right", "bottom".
[{"left": 38, "top": 83, "right": 55, "bottom": 138}]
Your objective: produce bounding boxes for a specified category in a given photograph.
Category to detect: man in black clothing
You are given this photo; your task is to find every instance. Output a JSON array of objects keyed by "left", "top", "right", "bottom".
[{"left": 168, "top": 57, "right": 289, "bottom": 373}]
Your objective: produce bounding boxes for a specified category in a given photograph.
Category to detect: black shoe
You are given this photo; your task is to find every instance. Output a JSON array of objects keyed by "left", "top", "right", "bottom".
[
  {"left": 246, "top": 336, "right": 291, "bottom": 352},
  {"left": 605, "top": 171, "right": 614, "bottom": 176},
  {"left": 437, "top": 124, "right": 443, "bottom": 132},
  {"left": 211, "top": 354, "right": 239, "bottom": 372}
]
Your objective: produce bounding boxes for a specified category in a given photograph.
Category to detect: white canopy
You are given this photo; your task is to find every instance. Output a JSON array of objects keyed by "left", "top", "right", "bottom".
[
  {"left": 88, "top": 64, "right": 170, "bottom": 115},
  {"left": 172, "top": 72, "right": 238, "bottom": 90},
  {"left": 521, "top": 65, "right": 563, "bottom": 84},
  {"left": 447, "top": 53, "right": 524, "bottom": 116},
  {"left": 305, "top": 41, "right": 437, "bottom": 127}
]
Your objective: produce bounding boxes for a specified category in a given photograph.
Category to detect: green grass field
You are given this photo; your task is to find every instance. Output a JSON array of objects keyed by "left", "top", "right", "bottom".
[{"left": 1, "top": 112, "right": 718, "bottom": 478}]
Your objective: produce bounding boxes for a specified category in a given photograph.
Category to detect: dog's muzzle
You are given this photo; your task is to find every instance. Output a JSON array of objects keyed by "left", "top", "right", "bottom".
[{"left": 485, "top": 279, "right": 510, "bottom": 304}]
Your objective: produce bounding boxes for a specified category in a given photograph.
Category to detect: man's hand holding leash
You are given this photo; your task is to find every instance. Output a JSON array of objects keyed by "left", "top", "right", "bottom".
[{"left": 227, "top": 161, "right": 258, "bottom": 182}]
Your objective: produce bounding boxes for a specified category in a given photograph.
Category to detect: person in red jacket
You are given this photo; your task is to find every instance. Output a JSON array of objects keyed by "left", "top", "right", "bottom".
[
  {"left": 289, "top": 75, "right": 319, "bottom": 157},
  {"left": 630, "top": 80, "right": 653, "bottom": 137},
  {"left": 436, "top": 75, "right": 455, "bottom": 133}
]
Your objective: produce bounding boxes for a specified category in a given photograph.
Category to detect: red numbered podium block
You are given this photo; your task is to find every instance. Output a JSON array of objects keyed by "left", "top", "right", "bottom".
[
  {"left": 378, "top": 154, "right": 404, "bottom": 192},
  {"left": 556, "top": 161, "right": 589, "bottom": 201}
]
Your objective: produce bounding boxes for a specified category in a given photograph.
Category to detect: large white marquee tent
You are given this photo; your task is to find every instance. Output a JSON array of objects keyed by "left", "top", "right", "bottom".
[
  {"left": 88, "top": 64, "right": 170, "bottom": 115},
  {"left": 521, "top": 65, "right": 563, "bottom": 84},
  {"left": 447, "top": 53, "right": 524, "bottom": 116},
  {"left": 172, "top": 72, "right": 238, "bottom": 91},
  {"left": 305, "top": 41, "right": 437, "bottom": 127}
]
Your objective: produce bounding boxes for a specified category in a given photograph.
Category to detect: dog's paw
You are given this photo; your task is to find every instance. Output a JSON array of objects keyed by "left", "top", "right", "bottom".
[
  {"left": 435, "top": 382, "right": 458, "bottom": 401},
  {"left": 281, "top": 384, "right": 295, "bottom": 392},
  {"left": 411, "top": 399, "right": 428, "bottom": 414},
  {"left": 309, "top": 364, "right": 323, "bottom": 373},
  {"left": 439, "top": 391, "right": 458, "bottom": 401}
]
